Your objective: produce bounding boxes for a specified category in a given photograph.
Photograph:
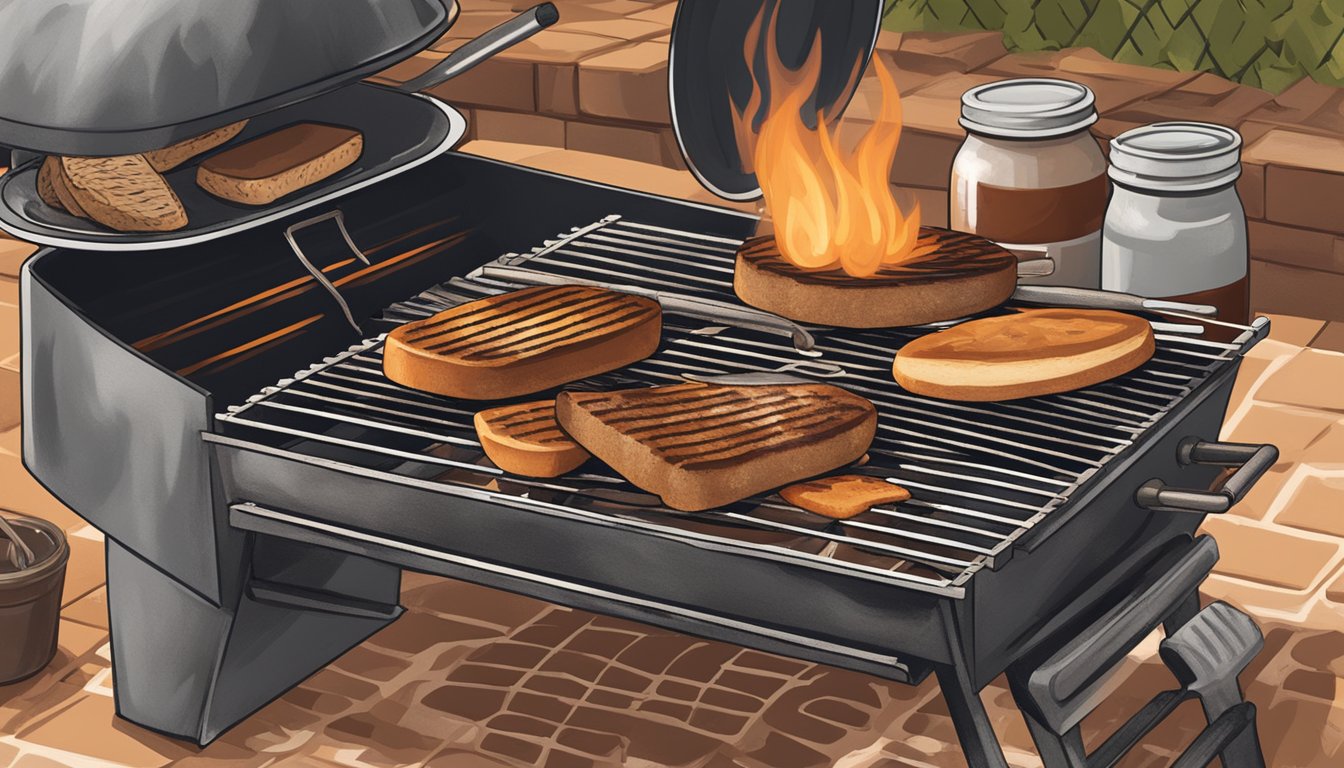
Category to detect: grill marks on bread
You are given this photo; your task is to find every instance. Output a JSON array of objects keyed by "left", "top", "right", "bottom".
[
  {"left": 737, "top": 230, "right": 1014, "bottom": 287},
  {"left": 556, "top": 383, "right": 877, "bottom": 511},
  {"left": 405, "top": 287, "right": 655, "bottom": 361},
  {"left": 383, "top": 286, "right": 661, "bottom": 400},
  {"left": 733, "top": 228, "right": 1018, "bottom": 328},
  {"left": 575, "top": 386, "right": 865, "bottom": 469},
  {"left": 484, "top": 400, "right": 573, "bottom": 445}
]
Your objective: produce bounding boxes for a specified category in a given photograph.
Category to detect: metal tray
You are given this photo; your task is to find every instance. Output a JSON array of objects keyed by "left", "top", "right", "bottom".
[{"left": 0, "top": 83, "right": 466, "bottom": 251}]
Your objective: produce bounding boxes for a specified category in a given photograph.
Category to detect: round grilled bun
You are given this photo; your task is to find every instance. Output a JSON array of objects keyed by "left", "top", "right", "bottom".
[
  {"left": 892, "top": 308, "right": 1156, "bottom": 401},
  {"left": 474, "top": 400, "right": 590, "bottom": 477},
  {"left": 733, "top": 229, "right": 1017, "bottom": 328}
]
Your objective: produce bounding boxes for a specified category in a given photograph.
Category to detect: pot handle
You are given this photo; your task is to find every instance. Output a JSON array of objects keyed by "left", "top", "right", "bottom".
[
  {"left": 399, "top": 3, "right": 559, "bottom": 94},
  {"left": 1135, "top": 439, "right": 1279, "bottom": 514},
  {"left": 0, "top": 514, "right": 36, "bottom": 571}
]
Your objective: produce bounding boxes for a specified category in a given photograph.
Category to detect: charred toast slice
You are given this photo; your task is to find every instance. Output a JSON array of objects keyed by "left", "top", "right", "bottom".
[
  {"left": 556, "top": 382, "right": 877, "bottom": 511},
  {"left": 384, "top": 285, "right": 662, "bottom": 400}
]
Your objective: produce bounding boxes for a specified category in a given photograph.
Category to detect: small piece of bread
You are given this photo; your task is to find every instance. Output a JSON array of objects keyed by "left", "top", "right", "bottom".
[
  {"left": 892, "top": 308, "right": 1156, "bottom": 401},
  {"left": 779, "top": 475, "right": 912, "bottom": 520},
  {"left": 145, "top": 120, "right": 249, "bottom": 172},
  {"left": 556, "top": 382, "right": 877, "bottom": 512},
  {"left": 384, "top": 286, "right": 662, "bottom": 400},
  {"left": 196, "top": 123, "right": 362, "bottom": 206},
  {"left": 59, "top": 155, "right": 187, "bottom": 232},
  {"left": 474, "top": 400, "right": 590, "bottom": 477},
  {"left": 36, "top": 157, "right": 65, "bottom": 211}
]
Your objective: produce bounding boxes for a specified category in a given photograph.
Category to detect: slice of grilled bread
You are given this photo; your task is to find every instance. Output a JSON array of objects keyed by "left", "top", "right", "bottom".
[
  {"left": 475, "top": 399, "right": 590, "bottom": 477},
  {"left": 40, "top": 157, "right": 90, "bottom": 217},
  {"left": 779, "top": 475, "right": 911, "bottom": 519},
  {"left": 59, "top": 155, "right": 187, "bottom": 232},
  {"left": 556, "top": 382, "right": 877, "bottom": 511},
  {"left": 196, "top": 123, "right": 362, "bottom": 205},
  {"left": 145, "top": 120, "right": 249, "bottom": 172},
  {"left": 892, "top": 308, "right": 1155, "bottom": 401},
  {"left": 36, "top": 157, "right": 65, "bottom": 211},
  {"left": 384, "top": 286, "right": 662, "bottom": 400}
]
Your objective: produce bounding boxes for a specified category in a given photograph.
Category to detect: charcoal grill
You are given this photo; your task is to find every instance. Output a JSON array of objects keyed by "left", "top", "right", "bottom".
[
  {"left": 18, "top": 151, "right": 1273, "bottom": 764},
  {"left": 7, "top": 0, "right": 1275, "bottom": 765}
]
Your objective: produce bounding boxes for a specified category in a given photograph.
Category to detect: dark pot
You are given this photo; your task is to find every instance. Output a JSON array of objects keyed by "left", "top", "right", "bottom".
[{"left": 0, "top": 513, "right": 70, "bottom": 685}]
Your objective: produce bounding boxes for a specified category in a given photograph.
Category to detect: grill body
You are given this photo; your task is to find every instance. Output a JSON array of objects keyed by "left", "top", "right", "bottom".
[{"left": 21, "top": 152, "right": 1246, "bottom": 751}]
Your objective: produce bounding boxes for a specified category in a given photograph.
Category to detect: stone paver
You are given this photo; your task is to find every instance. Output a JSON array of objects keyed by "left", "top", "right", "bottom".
[{"left": 1255, "top": 348, "right": 1344, "bottom": 412}]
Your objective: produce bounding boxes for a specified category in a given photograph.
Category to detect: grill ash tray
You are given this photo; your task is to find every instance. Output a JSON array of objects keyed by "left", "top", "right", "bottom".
[
  {"left": 0, "top": 84, "right": 466, "bottom": 251},
  {"left": 213, "top": 216, "right": 1259, "bottom": 598}
]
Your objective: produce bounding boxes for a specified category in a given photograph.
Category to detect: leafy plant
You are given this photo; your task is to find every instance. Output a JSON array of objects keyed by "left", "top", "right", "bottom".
[{"left": 882, "top": 0, "right": 1344, "bottom": 93}]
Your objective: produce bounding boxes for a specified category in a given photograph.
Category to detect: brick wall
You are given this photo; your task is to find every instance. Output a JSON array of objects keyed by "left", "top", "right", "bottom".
[{"left": 379, "top": 1, "right": 1344, "bottom": 322}]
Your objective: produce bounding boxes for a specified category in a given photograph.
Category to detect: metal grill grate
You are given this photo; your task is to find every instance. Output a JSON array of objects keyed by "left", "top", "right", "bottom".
[{"left": 217, "top": 215, "right": 1260, "bottom": 597}]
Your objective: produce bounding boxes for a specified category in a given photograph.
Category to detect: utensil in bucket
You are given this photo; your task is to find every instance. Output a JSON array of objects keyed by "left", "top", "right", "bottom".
[{"left": 0, "top": 512, "right": 70, "bottom": 685}]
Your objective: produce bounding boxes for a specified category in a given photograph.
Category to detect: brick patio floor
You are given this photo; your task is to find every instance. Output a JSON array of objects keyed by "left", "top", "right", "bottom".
[{"left": 3, "top": 139, "right": 1344, "bottom": 767}]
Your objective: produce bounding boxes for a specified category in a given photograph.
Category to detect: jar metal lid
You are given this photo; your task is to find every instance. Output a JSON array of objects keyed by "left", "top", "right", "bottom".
[
  {"left": 1108, "top": 122, "right": 1242, "bottom": 192},
  {"left": 959, "top": 78, "right": 1098, "bottom": 139}
]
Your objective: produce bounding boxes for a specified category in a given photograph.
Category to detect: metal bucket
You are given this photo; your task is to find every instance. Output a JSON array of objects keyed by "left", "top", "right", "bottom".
[{"left": 0, "top": 512, "right": 69, "bottom": 684}]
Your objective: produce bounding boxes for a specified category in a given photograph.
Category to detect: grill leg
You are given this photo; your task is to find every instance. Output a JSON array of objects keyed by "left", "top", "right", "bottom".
[
  {"left": 105, "top": 535, "right": 402, "bottom": 745},
  {"left": 936, "top": 663, "right": 1011, "bottom": 768},
  {"left": 1018, "top": 706, "right": 1088, "bottom": 768}
]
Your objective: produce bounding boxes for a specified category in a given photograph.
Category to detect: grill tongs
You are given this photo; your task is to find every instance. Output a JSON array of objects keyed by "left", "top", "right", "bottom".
[{"left": 477, "top": 263, "right": 820, "bottom": 352}]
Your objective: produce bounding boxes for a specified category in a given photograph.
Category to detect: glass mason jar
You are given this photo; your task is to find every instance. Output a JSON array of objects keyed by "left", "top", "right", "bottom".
[
  {"left": 1102, "top": 122, "right": 1248, "bottom": 326},
  {"left": 951, "top": 78, "right": 1109, "bottom": 288}
]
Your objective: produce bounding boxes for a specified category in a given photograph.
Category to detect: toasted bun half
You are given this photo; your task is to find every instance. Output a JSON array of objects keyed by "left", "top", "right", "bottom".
[{"left": 892, "top": 308, "right": 1156, "bottom": 401}]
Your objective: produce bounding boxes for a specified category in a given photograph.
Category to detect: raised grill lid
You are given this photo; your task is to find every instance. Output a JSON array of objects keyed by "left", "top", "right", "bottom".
[
  {"left": 669, "top": 0, "right": 883, "bottom": 201},
  {"left": 0, "top": 0, "right": 458, "bottom": 155}
]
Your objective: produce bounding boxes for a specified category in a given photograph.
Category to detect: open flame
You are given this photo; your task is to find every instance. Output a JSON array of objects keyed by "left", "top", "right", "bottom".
[{"left": 732, "top": 5, "right": 928, "bottom": 277}]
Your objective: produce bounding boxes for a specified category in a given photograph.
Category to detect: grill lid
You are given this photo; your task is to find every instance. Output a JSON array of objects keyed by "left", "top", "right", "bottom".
[
  {"left": 0, "top": 0, "right": 458, "bottom": 155},
  {"left": 669, "top": 0, "right": 884, "bottom": 201}
]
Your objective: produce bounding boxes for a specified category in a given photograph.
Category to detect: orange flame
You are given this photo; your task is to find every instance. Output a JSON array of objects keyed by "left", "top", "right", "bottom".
[{"left": 733, "top": 5, "right": 927, "bottom": 277}]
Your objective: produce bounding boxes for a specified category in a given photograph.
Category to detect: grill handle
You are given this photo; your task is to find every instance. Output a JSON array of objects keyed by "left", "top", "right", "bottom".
[
  {"left": 1135, "top": 439, "right": 1279, "bottom": 514},
  {"left": 399, "top": 4, "right": 559, "bottom": 93},
  {"left": 284, "top": 209, "right": 370, "bottom": 335}
]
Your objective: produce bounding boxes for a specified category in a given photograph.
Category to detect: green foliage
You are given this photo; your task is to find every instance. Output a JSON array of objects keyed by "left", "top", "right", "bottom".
[{"left": 882, "top": 0, "right": 1344, "bottom": 93}]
